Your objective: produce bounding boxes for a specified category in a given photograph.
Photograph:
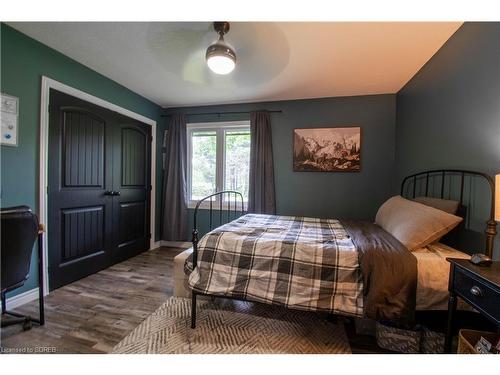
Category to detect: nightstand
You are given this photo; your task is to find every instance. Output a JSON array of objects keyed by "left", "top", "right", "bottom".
[{"left": 445, "top": 258, "right": 500, "bottom": 353}]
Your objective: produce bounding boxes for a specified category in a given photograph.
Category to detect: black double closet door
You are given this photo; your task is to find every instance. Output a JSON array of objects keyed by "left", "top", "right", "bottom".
[{"left": 48, "top": 89, "right": 152, "bottom": 290}]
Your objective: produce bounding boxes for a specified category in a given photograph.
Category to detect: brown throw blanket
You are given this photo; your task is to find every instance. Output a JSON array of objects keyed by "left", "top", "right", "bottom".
[{"left": 341, "top": 220, "right": 418, "bottom": 325}]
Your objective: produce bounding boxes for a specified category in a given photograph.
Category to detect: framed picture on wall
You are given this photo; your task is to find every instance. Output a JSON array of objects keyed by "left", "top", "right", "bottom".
[
  {"left": 1, "top": 93, "right": 19, "bottom": 147},
  {"left": 293, "top": 126, "right": 361, "bottom": 172}
]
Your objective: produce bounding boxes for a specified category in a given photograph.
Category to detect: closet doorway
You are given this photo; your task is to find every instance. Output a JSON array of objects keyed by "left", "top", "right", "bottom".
[{"left": 47, "top": 89, "right": 152, "bottom": 290}]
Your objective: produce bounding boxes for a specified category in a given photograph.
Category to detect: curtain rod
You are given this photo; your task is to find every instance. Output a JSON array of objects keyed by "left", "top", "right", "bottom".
[{"left": 161, "top": 110, "right": 282, "bottom": 118}]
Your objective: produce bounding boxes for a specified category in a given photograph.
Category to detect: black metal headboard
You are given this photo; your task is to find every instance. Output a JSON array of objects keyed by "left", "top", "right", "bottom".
[{"left": 400, "top": 169, "right": 497, "bottom": 258}]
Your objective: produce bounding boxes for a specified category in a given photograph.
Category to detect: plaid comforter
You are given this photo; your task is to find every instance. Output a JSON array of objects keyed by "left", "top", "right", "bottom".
[{"left": 186, "top": 214, "right": 364, "bottom": 317}]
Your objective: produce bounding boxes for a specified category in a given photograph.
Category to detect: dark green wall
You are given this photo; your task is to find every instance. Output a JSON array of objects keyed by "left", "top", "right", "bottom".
[
  {"left": 396, "top": 22, "right": 500, "bottom": 259},
  {"left": 165, "top": 94, "right": 397, "bottom": 236},
  {"left": 0, "top": 24, "right": 165, "bottom": 297}
]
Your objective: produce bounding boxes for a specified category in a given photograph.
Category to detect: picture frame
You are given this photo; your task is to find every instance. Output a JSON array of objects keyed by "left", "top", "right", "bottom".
[
  {"left": 293, "top": 126, "right": 361, "bottom": 172},
  {"left": 1, "top": 93, "right": 19, "bottom": 147}
]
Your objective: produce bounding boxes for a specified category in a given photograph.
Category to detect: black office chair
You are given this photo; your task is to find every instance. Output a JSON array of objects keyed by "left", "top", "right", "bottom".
[{"left": 1, "top": 206, "right": 45, "bottom": 331}]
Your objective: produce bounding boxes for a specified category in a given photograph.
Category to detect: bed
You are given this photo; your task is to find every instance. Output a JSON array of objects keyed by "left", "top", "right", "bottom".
[
  {"left": 185, "top": 170, "right": 497, "bottom": 328},
  {"left": 175, "top": 240, "right": 471, "bottom": 310},
  {"left": 413, "top": 242, "right": 470, "bottom": 310}
]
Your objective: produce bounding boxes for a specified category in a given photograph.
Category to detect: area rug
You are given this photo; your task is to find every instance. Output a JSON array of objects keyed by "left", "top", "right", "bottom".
[{"left": 112, "top": 297, "right": 351, "bottom": 354}]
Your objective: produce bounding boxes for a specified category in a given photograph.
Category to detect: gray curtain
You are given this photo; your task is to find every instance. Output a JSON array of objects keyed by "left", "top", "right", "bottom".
[
  {"left": 161, "top": 114, "right": 188, "bottom": 241},
  {"left": 248, "top": 111, "right": 276, "bottom": 214}
]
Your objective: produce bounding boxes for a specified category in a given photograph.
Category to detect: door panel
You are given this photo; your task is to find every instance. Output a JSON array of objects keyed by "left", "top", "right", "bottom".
[
  {"left": 61, "top": 206, "right": 105, "bottom": 264},
  {"left": 118, "top": 201, "right": 146, "bottom": 246},
  {"left": 48, "top": 89, "right": 151, "bottom": 290},
  {"left": 121, "top": 128, "right": 146, "bottom": 186},
  {"left": 111, "top": 118, "right": 151, "bottom": 263},
  {"left": 62, "top": 111, "right": 104, "bottom": 188}
]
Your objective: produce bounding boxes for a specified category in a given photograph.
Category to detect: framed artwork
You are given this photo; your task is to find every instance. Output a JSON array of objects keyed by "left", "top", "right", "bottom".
[
  {"left": 1, "top": 93, "right": 19, "bottom": 147},
  {"left": 293, "top": 126, "right": 361, "bottom": 172}
]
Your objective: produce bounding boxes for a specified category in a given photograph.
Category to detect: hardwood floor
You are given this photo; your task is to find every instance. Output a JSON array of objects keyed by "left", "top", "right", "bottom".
[
  {"left": 1, "top": 246, "right": 385, "bottom": 354},
  {"left": 1, "top": 247, "right": 183, "bottom": 353}
]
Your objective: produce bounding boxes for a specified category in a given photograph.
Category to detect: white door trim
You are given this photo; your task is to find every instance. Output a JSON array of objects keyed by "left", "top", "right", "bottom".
[{"left": 39, "top": 76, "right": 157, "bottom": 296}]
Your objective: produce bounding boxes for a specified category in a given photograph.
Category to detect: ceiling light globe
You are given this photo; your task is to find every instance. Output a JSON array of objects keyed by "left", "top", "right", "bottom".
[
  {"left": 206, "top": 40, "right": 236, "bottom": 75},
  {"left": 207, "top": 55, "right": 235, "bottom": 75}
]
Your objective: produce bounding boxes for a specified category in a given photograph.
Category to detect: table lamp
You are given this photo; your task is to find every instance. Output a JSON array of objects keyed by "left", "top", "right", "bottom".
[
  {"left": 496, "top": 174, "right": 500, "bottom": 222},
  {"left": 481, "top": 174, "right": 499, "bottom": 261}
]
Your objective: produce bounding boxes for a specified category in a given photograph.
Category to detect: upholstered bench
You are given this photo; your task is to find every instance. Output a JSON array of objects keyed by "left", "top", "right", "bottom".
[{"left": 173, "top": 247, "right": 193, "bottom": 298}]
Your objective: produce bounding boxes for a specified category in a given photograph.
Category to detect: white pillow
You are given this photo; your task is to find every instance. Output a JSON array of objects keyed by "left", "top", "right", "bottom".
[
  {"left": 375, "top": 196, "right": 463, "bottom": 251},
  {"left": 413, "top": 196, "right": 459, "bottom": 215}
]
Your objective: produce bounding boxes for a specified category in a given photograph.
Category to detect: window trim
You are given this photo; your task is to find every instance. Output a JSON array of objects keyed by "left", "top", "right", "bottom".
[{"left": 186, "top": 120, "right": 250, "bottom": 210}]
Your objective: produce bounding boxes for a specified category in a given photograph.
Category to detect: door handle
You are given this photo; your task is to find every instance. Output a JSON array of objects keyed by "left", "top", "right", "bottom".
[{"left": 104, "top": 190, "right": 121, "bottom": 196}]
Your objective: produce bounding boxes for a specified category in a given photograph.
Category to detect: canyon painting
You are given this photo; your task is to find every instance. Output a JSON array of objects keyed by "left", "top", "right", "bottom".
[{"left": 293, "top": 127, "right": 361, "bottom": 172}]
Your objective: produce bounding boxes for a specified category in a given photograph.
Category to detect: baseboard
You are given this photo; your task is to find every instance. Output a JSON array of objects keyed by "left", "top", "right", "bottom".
[
  {"left": 2, "top": 288, "right": 39, "bottom": 312},
  {"left": 151, "top": 241, "right": 163, "bottom": 250},
  {"left": 159, "top": 240, "right": 192, "bottom": 249}
]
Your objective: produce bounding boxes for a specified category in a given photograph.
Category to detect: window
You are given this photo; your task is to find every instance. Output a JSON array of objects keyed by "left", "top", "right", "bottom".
[{"left": 187, "top": 121, "right": 250, "bottom": 207}]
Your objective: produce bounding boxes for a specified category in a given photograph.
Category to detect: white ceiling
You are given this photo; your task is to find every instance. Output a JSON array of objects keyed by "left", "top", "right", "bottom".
[{"left": 8, "top": 22, "right": 462, "bottom": 108}]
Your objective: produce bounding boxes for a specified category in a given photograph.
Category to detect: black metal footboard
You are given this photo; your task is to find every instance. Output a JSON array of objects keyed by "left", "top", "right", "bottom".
[{"left": 191, "top": 190, "right": 245, "bottom": 328}]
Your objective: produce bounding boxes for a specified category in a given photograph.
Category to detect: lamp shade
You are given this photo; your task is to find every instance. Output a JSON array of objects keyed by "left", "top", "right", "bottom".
[{"left": 496, "top": 174, "right": 500, "bottom": 221}]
